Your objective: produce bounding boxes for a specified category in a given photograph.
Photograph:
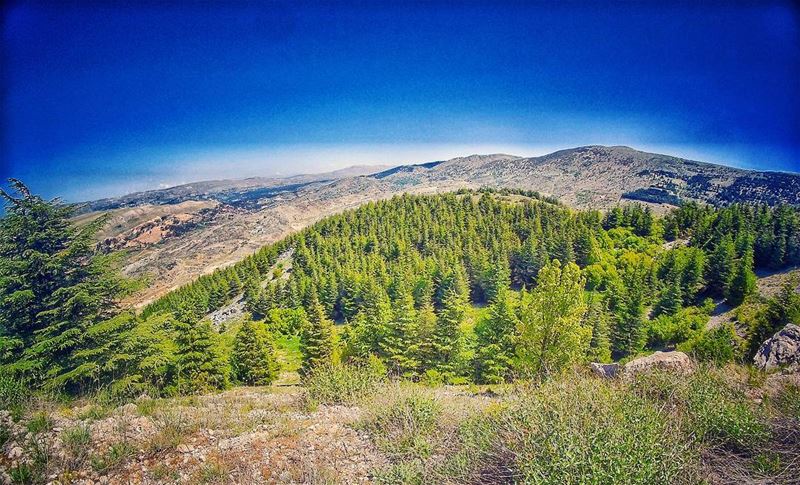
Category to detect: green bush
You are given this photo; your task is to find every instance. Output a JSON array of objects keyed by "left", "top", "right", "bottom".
[
  {"left": 62, "top": 424, "right": 92, "bottom": 470},
  {"left": 374, "top": 462, "right": 424, "bottom": 485},
  {"left": 513, "top": 379, "right": 695, "bottom": 484},
  {"left": 681, "top": 323, "right": 740, "bottom": 365},
  {"left": 303, "top": 361, "right": 385, "bottom": 407},
  {"left": 646, "top": 306, "right": 709, "bottom": 348},
  {"left": 27, "top": 412, "right": 53, "bottom": 434},
  {"left": 91, "top": 441, "right": 135, "bottom": 472}
]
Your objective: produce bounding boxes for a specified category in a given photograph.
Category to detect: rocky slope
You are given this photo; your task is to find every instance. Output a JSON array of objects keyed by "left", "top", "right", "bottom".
[{"left": 81, "top": 146, "right": 800, "bottom": 307}]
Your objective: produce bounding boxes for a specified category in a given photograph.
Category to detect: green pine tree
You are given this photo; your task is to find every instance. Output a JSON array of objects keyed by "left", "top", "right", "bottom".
[
  {"left": 655, "top": 277, "right": 683, "bottom": 316},
  {"left": 707, "top": 234, "right": 736, "bottom": 296},
  {"left": 174, "top": 319, "right": 229, "bottom": 394},
  {"left": 380, "top": 283, "right": 419, "bottom": 376},
  {"left": 231, "top": 320, "right": 278, "bottom": 385},
  {"left": 0, "top": 180, "right": 126, "bottom": 388},
  {"left": 584, "top": 294, "right": 612, "bottom": 363},
  {"left": 474, "top": 287, "right": 519, "bottom": 383},
  {"left": 300, "top": 294, "right": 334, "bottom": 377},
  {"left": 430, "top": 287, "right": 465, "bottom": 375},
  {"left": 727, "top": 242, "right": 756, "bottom": 306}
]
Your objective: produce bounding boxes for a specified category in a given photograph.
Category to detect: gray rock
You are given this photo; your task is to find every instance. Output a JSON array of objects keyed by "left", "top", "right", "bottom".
[
  {"left": 754, "top": 324, "right": 800, "bottom": 371},
  {"left": 623, "top": 351, "right": 694, "bottom": 377},
  {"left": 118, "top": 403, "right": 138, "bottom": 415},
  {"left": 590, "top": 362, "right": 619, "bottom": 378},
  {"left": 8, "top": 446, "right": 23, "bottom": 459}
]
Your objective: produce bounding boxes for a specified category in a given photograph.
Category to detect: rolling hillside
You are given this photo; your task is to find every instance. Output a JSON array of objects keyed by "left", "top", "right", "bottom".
[{"left": 78, "top": 146, "right": 800, "bottom": 306}]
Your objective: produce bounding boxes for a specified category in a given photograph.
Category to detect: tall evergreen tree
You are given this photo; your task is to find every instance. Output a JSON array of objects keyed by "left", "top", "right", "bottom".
[
  {"left": 584, "top": 294, "right": 612, "bottom": 363},
  {"left": 231, "top": 320, "right": 278, "bottom": 386},
  {"left": 380, "top": 282, "right": 419, "bottom": 375},
  {"left": 430, "top": 287, "right": 465, "bottom": 375},
  {"left": 474, "top": 287, "right": 519, "bottom": 383},
  {"left": 174, "top": 318, "right": 229, "bottom": 394},
  {"left": 655, "top": 277, "right": 683, "bottom": 317},
  {"left": 707, "top": 234, "right": 736, "bottom": 296},
  {"left": 0, "top": 180, "right": 125, "bottom": 387},
  {"left": 727, "top": 239, "right": 756, "bottom": 305},
  {"left": 300, "top": 294, "right": 334, "bottom": 376},
  {"left": 414, "top": 295, "right": 439, "bottom": 371}
]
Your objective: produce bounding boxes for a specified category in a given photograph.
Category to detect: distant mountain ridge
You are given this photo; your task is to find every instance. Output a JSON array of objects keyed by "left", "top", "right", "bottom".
[
  {"left": 78, "top": 164, "right": 393, "bottom": 213},
  {"left": 361, "top": 145, "right": 800, "bottom": 208},
  {"left": 76, "top": 145, "right": 800, "bottom": 306}
]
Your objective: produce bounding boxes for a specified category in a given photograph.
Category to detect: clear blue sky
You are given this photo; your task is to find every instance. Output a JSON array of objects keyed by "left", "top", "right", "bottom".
[{"left": 2, "top": 1, "right": 799, "bottom": 201}]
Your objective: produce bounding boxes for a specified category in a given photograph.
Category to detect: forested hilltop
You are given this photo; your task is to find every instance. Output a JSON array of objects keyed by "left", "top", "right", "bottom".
[{"left": 3, "top": 181, "right": 799, "bottom": 394}]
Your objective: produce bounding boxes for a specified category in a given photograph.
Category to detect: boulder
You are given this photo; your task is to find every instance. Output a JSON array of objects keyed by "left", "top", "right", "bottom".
[
  {"left": 623, "top": 351, "right": 694, "bottom": 377},
  {"left": 589, "top": 362, "right": 619, "bottom": 378},
  {"left": 118, "top": 403, "right": 138, "bottom": 415},
  {"left": 754, "top": 324, "right": 800, "bottom": 372}
]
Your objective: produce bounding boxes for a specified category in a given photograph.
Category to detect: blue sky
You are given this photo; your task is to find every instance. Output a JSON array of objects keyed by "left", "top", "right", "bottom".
[{"left": 2, "top": 1, "right": 799, "bottom": 201}]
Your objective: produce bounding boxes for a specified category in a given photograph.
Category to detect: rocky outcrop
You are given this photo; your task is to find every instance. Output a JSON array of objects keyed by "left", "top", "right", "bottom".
[
  {"left": 623, "top": 351, "right": 695, "bottom": 377},
  {"left": 754, "top": 324, "right": 800, "bottom": 371},
  {"left": 590, "top": 362, "right": 619, "bottom": 378}
]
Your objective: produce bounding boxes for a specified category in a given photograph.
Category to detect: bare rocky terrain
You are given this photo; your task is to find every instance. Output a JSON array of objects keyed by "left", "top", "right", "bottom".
[{"left": 77, "top": 146, "right": 800, "bottom": 307}]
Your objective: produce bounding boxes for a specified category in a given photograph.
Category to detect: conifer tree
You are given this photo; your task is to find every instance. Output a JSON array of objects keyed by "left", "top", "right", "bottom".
[
  {"left": 0, "top": 180, "right": 125, "bottom": 387},
  {"left": 352, "top": 279, "right": 393, "bottom": 356},
  {"left": 655, "top": 277, "right": 683, "bottom": 316},
  {"left": 414, "top": 295, "right": 438, "bottom": 370},
  {"left": 430, "top": 287, "right": 465, "bottom": 375},
  {"left": 727, "top": 240, "right": 756, "bottom": 305},
  {"left": 484, "top": 256, "right": 511, "bottom": 304},
  {"left": 174, "top": 318, "right": 229, "bottom": 394},
  {"left": 707, "top": 234, "right": 736, "bottom": 296},
  {"left": 607, "top": 281, "right": 638, "bottom": 358},
  {"left": 231, "top": 320, "right": 278, "bottom": 385},
  {"left": 474, "top": 287, "right": 519, "bottom": 383},
  {"left": 300, "top": 294, "right": 334, "bottom": 376},
  {"left": 380, "top": 282, "right": 419, "bottom": 375},
  {"left": 584, "top": 294, "right": 612, "bottom": 363}
]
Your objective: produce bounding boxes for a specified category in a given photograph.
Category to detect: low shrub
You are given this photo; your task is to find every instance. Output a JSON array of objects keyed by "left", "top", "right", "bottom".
[
  {"left": 146, "top": 409, "right": 197, "bottom": 453},
  {"left": 91, "top": 441, "right": 136, "bottom": 473},
  {"left": 373, "top": 462, "right": 424, "bottom": 485},
  {"left": 303, "top": 361, "right": 385, "bottom": 408},
  {"left": 513, "top": 378, "right": 695, "bottom": 484},
  {"left": 681, "top": 323, "right": 740, "bottom": 365},
  {"left": 27, "top": 412, "right": 53, "bottom": 434},
  {"left": 361, "top": 385, "right": 441, "bottom": 461},
  {"left": 773, "top": 384, "right": 800, "bottom": 420}
]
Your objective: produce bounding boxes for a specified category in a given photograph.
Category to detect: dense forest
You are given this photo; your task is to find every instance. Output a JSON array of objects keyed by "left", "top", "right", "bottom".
[{"left": 2, "top": 182, "right": 800, "bottom": 397}]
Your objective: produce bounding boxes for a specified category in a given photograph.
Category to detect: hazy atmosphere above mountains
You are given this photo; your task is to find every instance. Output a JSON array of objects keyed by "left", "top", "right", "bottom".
[{"left": 2, "top": 1, "right": 799, "bottom": 201}]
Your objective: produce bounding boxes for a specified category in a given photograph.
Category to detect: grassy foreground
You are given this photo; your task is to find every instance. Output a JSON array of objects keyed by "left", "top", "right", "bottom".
[{"left": 1, "top": 364, "right": 798, "bottom": 484}]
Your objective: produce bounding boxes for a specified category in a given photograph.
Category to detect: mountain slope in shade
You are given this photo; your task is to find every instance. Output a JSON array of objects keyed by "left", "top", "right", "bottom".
[{"left": 78, "top": 145, "right": 799, "bottom": 307}]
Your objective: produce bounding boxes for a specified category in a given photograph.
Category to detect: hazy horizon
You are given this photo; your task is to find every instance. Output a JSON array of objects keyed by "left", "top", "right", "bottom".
[{"left": 3, "top": 1, "right": 799, "bottom": 201}]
